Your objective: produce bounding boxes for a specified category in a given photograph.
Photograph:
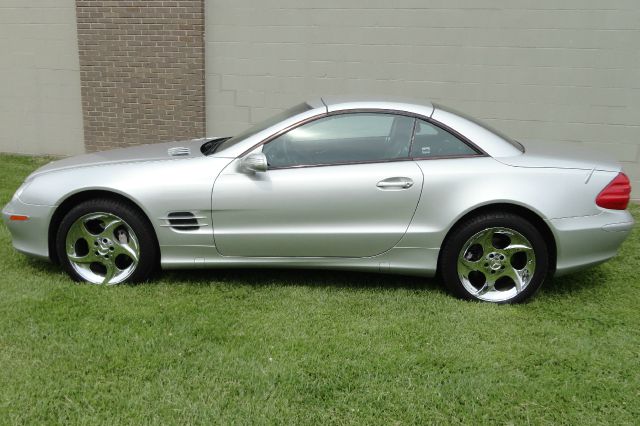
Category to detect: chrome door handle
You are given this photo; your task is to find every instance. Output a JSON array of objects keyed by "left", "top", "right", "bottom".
[{"left": 377, "top": 177, "right": 414, "bottom": 189}]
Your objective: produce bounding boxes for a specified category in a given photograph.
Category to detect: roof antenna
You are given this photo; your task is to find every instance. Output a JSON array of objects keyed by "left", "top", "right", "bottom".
[{"left": 320, "top": 97, "right": 329, "bottom": 113}]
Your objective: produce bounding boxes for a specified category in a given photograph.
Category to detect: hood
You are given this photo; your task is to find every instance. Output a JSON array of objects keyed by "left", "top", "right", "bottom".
[
  {"left": 495, "top": 140, "right": 620, "bottom": 172},
  {"left": 30, "top": 138, "right": 216, "bottom": 178}
]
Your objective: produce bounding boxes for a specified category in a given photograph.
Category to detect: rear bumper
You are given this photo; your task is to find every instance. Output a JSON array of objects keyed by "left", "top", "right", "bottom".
[
  {"left": 550, "top": 209, "right": 634, "bottom": 276},
  {"left": 2, "top": 196, "right": 55, "bottom": 261}
]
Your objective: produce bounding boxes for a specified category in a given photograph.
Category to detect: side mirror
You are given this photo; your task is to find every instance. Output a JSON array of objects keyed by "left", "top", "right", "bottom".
[{"left": 241, "top": 153, "right": 268, "bottom": 173}]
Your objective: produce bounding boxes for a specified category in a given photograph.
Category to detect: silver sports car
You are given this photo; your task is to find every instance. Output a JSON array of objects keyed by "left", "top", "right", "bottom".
[{"left": 2, "top": 97, "right": 634, "bottom": 303}]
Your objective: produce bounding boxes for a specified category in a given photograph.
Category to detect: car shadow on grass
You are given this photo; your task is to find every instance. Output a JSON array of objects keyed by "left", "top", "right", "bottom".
[
  {"left": 18, "top": 254, "right": 436, "bottom": 292},
  {"left": 159, "top": 266, "right": 615, "bottom": 303},
  {"left": 542, "top": 268, "right": 608, "bottom": 296},
  {"left": 23, "top": 257, "right": 61, "bottom": 274},
  {"left": 159, "top": 265, "right": 606, "bottom": 300},
  {"left": 159, "top": 267, "right": 443, "bottom": 292},
  {"left": 22, "top": 255, "right": 608, "bottom": 299}
]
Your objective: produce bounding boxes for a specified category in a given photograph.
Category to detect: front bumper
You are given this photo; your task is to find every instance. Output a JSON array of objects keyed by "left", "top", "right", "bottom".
[
  {"left": 2, "top": 196, "right": 56, "bottom": 261},
  {"left": 550, "top": 209, "right": 635, "bottom": 276}
]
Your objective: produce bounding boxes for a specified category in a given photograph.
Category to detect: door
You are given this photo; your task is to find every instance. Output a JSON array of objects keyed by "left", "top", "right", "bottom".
[{"left": 211, "top": 112, "right": 424, "bottom": 257}]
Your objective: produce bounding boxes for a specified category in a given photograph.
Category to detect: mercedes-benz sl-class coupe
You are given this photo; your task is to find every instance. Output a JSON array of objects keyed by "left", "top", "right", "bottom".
[{"left": 2, "top": 97, "right": 634, "bottom": 303}]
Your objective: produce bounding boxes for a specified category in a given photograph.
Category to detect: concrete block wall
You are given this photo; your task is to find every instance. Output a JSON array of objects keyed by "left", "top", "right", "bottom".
[
  {"left": 205, "top": 0, "right": 640, "bottom": 199},
  {"left": 0, "top": 0, "right": 84, "bottom": 156}
]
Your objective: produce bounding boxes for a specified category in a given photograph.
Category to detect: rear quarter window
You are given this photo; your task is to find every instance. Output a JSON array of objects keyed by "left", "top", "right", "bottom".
[
  {"left": 433, "top": 103, "right": 524, "bottom": 153},
  {"left": 411, "top": 119, "right": 479, "bottom": 158}
]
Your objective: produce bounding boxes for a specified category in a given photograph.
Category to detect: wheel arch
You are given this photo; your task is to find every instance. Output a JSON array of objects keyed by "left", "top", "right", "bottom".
[
  {"left": 48, "top": 189, "right": 159, "bottom": 264},
  {"left": 437, "top": 202, "right": 557, "bottom": 276}
]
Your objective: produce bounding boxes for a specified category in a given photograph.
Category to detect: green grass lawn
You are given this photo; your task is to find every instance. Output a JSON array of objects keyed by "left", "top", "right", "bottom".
[{"left": 0, "top": 154, "right": 638, "bottom": 424}]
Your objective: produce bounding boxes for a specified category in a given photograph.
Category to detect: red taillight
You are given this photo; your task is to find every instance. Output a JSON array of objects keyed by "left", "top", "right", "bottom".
[{"left": 596, "top": 173, "right": 631, "bottom": 210}]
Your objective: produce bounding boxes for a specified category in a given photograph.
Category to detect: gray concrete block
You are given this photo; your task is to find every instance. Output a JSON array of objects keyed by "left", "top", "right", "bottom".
[
  {"left": 0, "top": 0, "right": 83, "bottom": 156},
  {"left": 205, "top": 0, "right": 640, "bottom": 194}
]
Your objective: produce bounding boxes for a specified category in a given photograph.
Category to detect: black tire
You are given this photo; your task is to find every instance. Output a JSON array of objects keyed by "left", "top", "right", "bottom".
[
  {"left": 56, "top": 198, "right": 158, "bottom": 284},
  {"left": 440, "top": 212, "right": 550, "bottom": 304}
]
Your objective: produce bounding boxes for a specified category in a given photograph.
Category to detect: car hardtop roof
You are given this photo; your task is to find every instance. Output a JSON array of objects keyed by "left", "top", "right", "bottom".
[{"left": 307, "top": 96, "right": 434, "bottom": 117}]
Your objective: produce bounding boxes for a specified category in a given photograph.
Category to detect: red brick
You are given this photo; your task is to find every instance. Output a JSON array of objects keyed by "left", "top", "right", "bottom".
[{"left": 76, "top": 0, "right": 205, "bottom": 151}]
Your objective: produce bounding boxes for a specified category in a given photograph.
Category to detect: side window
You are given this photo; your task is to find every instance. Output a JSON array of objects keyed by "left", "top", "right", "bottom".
[
  {"left": 410, "top": 119, "right": 479, "bottom": 158},
  {"left": 262, "top": 113, "right": 415, "bottom": 168}
]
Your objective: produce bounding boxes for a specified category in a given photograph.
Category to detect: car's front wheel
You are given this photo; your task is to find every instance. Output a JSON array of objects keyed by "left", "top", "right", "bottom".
[
  {"left": 440, "top": 212, "right": 550, "bottom": 303},
  {"left": 56, "top": 199, "right": 158, "bottom": 285}
]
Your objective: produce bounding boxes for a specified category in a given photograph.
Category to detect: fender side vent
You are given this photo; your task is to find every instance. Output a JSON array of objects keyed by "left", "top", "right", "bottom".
[
  {"left": 160, "top": 211, "right": 206, "bottom": 231},
  {"left": 168, "top": 147, "right": 190, "bottom": 157}
]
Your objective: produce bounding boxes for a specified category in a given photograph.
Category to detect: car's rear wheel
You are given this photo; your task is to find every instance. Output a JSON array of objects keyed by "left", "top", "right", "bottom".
[
  {"left": 440, "top": 212, "right": 549, "bottom": 303},
  {"left": 56, "top": 199, "right": 158, "bottom": 285}
]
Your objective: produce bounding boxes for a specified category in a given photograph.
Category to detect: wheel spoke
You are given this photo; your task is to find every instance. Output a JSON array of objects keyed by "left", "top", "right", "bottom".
[
  {"left": 508, "top": 232, "right": 531, "bottom": 247},
  {"left": 66, "top": 221, "right": 93, "bottom": 244},
  {"left": 101, "top": 217, "right": 124, "bottom": 237},
  {"left": 101, "top": 262, "right": 117, "bottom": 284},
  {"left": 503, "top": 243, "right": 533, "bottom": 256},
  {"left": 477, "top": 229, "right": 495, "bottom": 250},
  {"left": 113, "top": 241, "right": 139, "bottom": 263},
  {"left": 458, "top": 257, "right": 480, "bottom": 277},
  {"left": 476, "top": 279, "right": 494, "bottom": 296},
  {"left": 68, "top": 252, "right": 98, "bottom": 264},
  {"left": 503, "top": 267, "right": 528, "bottom": 293}
]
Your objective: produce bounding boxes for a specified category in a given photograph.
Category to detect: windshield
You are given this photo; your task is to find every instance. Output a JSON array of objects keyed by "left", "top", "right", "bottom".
[
  {"left": 210, "top": 102, "right": 313, "bottom": 155},
  {"left": 434, "top": 103, "right": 524, "bottom": 152}
]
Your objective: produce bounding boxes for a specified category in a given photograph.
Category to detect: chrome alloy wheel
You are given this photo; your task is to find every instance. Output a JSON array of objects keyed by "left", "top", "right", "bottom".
[
  {"left": 457, "top": 227, "right": 536, "bottom": 302},
  {"left": 65, "top": 212, "right": 140, "bottom": 285}
]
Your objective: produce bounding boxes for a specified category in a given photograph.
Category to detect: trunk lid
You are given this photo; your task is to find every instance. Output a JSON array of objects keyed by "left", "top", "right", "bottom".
[{"left": 496, "top": 140, "right": 620, "bottom": 172}]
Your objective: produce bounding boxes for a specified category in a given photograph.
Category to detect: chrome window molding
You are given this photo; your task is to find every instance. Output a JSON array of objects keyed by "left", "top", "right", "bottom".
[{"left": 239, "top": 108, "right": 487, "bottom": 171}]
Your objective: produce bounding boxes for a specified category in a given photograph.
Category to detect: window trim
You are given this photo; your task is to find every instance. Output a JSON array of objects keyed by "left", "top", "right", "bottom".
[{"left": 239, "top": 108, "right": 488, "bottom": 170}]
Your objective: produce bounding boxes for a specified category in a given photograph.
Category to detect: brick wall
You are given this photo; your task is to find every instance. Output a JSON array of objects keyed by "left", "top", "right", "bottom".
[
  {"left": 204, "top": 0, "right": 640, "bottom": 199},
  {"left": 76, "top": 0, "right": 205, "bottom": 152}
]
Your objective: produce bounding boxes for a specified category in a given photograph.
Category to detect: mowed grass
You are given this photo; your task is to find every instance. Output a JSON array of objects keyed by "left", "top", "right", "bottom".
[{"left": 0, "top": 154, "right": 638, "bottom": 425}]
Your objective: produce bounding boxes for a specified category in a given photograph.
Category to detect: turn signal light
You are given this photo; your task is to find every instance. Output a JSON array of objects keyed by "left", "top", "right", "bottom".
[
  {"left": 596, "top": 173, "right": 631, "bottom": 210},
  {"left": 9, "top": 215, "right": 29, "bottom": 221}
]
